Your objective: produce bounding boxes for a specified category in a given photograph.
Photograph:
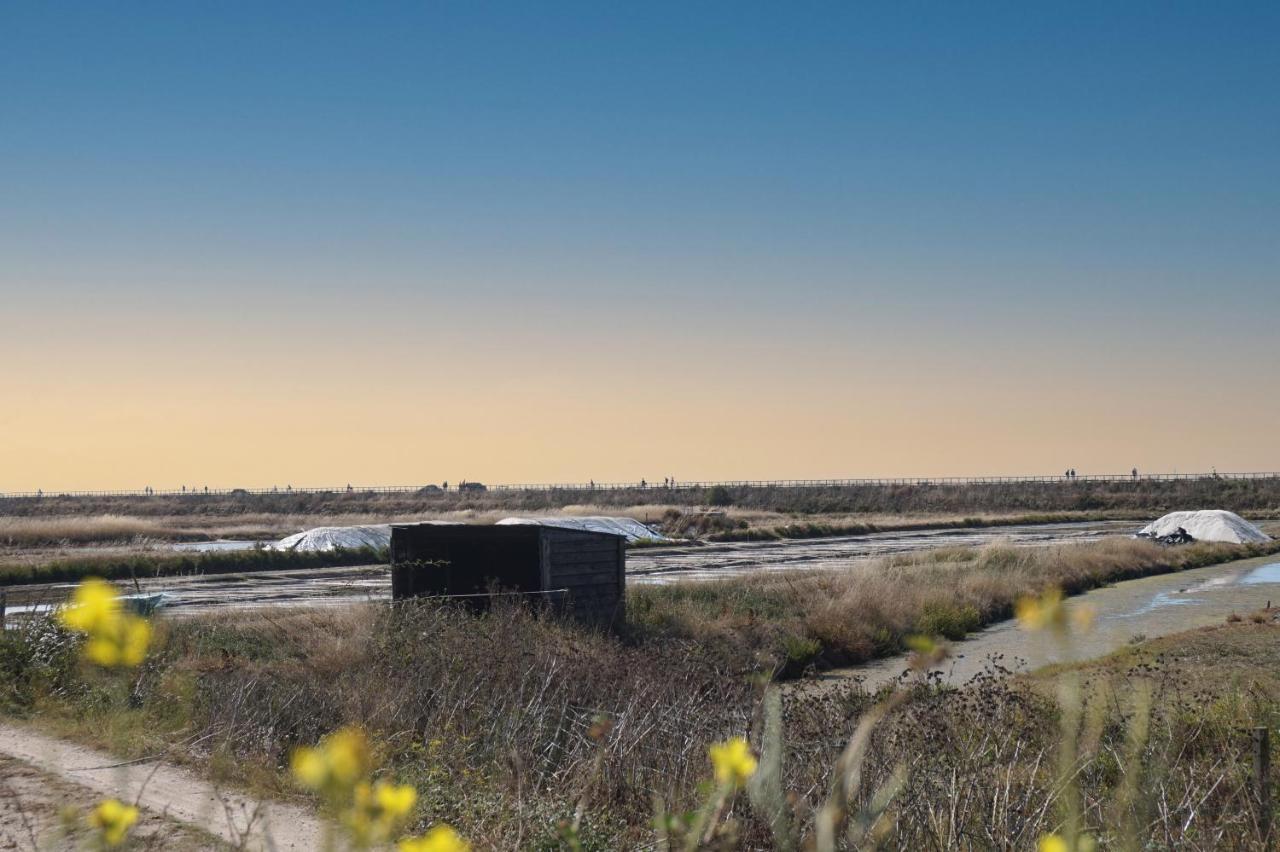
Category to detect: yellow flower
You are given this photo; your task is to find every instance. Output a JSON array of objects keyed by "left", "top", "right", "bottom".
[
  {"left": 291, "top": 727, "right": 371, "bottom": 796},
  {"left": 374, "top": 780, "right": 417, "bottom": 819},
  {"left": 89, "top": 798, "right": 139, "bottom": 847},
  {"left": 291, "top": 747, "right": 329, "bottom": 789},
  {"left": 1071, "top": 604, "right": 1096, "bottom": 633},
  {"left": 1015, "top": 588, "right": 1066, "bottom": 632},
  {"left": 708, "top": 737, "right": 757, "bottom": 788},
  {"left": 1038, "top": 833, "right": 1096, "bottom": 852},
  {"left": 58, "top": 579, "right": 152, "bottom": 669},
  {"left": 340, "top": 779, "right": 419, "bottom": 845},
  {"left": 59, "top": 578, "right": 120, "bottom": 633},
  {"left": 84, "top": 615, "right": 152, "bottom": 667},
  {"left": 399, "top": 825, "right": 471, "bottom": 852}
]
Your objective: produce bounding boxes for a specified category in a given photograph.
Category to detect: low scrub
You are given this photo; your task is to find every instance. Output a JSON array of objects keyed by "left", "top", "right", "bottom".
[
  {"left": 0, "top": 546, "right": 387, "bottom": 586},
  {"left": 5, "top": 596, "right": 1279, "bottom": 848},
  {"left": 629, "top": 537, "right": 1280, "bottom": 673},
  {"left": 0, "top": 514, "right": 179, "bottom": 547},
  {"left": 699, "top": 511, "right": 1124, "bottom": 542},
  {"left": 6, "top": 475, "right": 1280, "bottom": 521},
  {"left": 4, "top": 600, "right": 758, "bottom": 848}
]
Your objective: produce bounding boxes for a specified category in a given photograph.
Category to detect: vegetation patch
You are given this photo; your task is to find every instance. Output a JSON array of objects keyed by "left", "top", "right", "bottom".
[
  {"left": 5, "top": 595, "right": 1280, "bottom": 848},
  {"left": 629, "top": 537, "right": 1280, "bottom": 674},
  {"left": 0, "top": 546, "right": 387, "bottom": 586}
]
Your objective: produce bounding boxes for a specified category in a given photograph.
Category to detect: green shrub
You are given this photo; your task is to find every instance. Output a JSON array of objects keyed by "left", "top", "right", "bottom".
[
  {"left": 779, "top": 634, "right": 822, "bottom": 677},
  {"left": 0, "top": 617, "right": 79, "bottom": 711},
  {"left": 915, "top": 602, "right": 982, "bottom": 640},
  {"left": 706, "top": 485, "right": 733, "bottom": 507}
]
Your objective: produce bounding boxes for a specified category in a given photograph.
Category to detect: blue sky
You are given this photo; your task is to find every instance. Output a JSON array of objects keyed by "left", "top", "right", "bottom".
[{"left": 1, "top": 3, "right": 1278, "bottom": 487}]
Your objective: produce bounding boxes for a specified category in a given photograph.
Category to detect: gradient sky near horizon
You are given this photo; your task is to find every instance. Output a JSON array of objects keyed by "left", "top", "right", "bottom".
[{"left": 2, "top": 3, "right": 1278, "bottom": 490}]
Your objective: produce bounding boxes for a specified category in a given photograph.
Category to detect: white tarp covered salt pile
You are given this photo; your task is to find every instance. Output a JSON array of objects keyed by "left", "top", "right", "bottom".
[
  {"left": 496, "top": 516, "right": 668, "bottom": 544},
  {"left": 274, "top": 524, "right": 392, "bottom": 552},
  {"left": 1136, "top": 510, "right": 1270, "bottom": 545}
]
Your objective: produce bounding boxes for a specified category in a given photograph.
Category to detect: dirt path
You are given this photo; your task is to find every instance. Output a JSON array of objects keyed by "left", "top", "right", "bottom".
[
  {"left": 0, "top": 754, "right": 226, "bottom": 850},
  {"left": 0, "top": 723, "right": 324, "bottom": 851}
]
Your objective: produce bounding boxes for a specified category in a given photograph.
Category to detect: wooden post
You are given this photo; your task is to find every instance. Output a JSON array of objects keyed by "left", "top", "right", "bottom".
[
  {"left": 1255, "top": 727, "right": 1272, "bottom": 843},
  {"left": 0, "top": 591, "right": 6, "bottom": 629}
]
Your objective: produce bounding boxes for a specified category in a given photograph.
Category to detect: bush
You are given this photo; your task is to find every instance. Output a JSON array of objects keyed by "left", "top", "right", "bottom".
[
  {"left": 0, "top": 546, "right": 387, "bottom": 586},
  {"left": 915, "top": 601, "right": 982, "bottom": 640},
  {"left": 0, "top": 618, "right": 79, "bottom": 711},
  {"left": 706, "top": 485, "right": 734, "bottom": 507}
]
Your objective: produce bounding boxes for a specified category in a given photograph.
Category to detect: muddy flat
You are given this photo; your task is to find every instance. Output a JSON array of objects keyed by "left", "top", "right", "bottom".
[{"left": 626, "top": 520, "right": 1135, "bottom": 581}]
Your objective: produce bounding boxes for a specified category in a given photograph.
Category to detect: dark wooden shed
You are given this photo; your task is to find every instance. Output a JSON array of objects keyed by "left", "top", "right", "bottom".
[{"left": 389, "top": 523, "right": 626, "bottom": 627}]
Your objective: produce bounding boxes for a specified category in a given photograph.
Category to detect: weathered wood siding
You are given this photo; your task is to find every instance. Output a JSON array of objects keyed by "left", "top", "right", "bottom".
[{"left": 542, "top": 527, "right": 626, "bottom": 628}]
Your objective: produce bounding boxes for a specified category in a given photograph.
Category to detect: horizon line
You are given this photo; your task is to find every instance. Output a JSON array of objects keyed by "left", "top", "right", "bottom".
[{"left": 1, "top": 469, "right": 1272, "bottom": 499}]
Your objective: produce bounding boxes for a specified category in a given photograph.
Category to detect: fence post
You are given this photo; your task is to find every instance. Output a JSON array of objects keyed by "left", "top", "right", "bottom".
[
  {"left": 1255, "top": 727, "right": 1272, "bottom": 843},
  {"left": 0, "top": 591, "right": 5, "bottom": 629}
]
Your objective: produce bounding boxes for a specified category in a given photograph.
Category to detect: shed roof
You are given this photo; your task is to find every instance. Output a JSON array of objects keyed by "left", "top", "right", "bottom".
[{"left": 389, "top": 521, "right": 624, "bottom": 539}]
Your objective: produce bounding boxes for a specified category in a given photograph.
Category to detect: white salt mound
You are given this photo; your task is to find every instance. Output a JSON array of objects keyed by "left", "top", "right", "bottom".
[
  {"left": 274, "top": 524, "right": 392, "bottom": 552},
  {"left": 496, "top": 516, "right": 667, "bottom": 543},
  {"left": 1137, "top": 510, "right": 1270, "bottom": 545}
]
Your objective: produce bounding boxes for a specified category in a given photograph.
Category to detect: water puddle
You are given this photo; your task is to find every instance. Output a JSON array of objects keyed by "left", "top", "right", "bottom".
[
  {"left": 171, "top": 540, "right": 263, "bottom": 553},
  {"left": 1241, "top": 562, "right": 1280, "bottom": 585}
]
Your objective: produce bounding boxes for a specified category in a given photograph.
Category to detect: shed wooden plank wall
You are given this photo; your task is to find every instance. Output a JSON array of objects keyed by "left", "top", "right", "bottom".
[
  {"left": 543, "top": 528, "right": 626, "bottom": 628},
  {"left": 390, "top": 523, "right": 626, "bottom": 630}
]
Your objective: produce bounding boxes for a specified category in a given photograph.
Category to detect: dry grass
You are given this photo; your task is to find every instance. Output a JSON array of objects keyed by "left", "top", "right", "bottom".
[
  {"left": 0, "top": 515, "right": 177, "bottom": 547},
  {"left": 0, "top": 503, "right": 1126, "bottom": 557},
  {"left": 3, "top": 601, "right": 759, "bottom": 848},
  {"left": 778, "top": 619, "right": 1280, "bottom": 849},
  {"left": 6, "top": 596, "right": 1280, "bottom": 848},
  {"left": 4, "top": 476, "right": 1280, "bottom": 527},
  {"left": 630, "top": 537, "right": 1280, "bottom": 673}
]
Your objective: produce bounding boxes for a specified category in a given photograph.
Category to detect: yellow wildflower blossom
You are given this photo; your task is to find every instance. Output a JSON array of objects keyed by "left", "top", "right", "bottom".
[
  {"left": 708, "top": 737, "right": 757, "bottom": 788},
  {"left": 1015, "top": 587, "right": 1066, "bottom": 632},
  {"left": 59, "top": 578, "right": 119, "bottom": 633},
  {"left": 1016, "top": 587, "right": 1096, "bottom": 636},
  {"left": 1038, "top": 832, "right": 1096, "bottom": 852},
  {"left": 291, "top": 727, "right": 371, "bottom": 797},
  {"left": 374, "top": 780, "right": 417, "bottom": 819},
  {"left": 84, "top": 615, "right": 152, "bottom": 668},
  {"left": 341, "top": 779, "right": 418, "bottom": 845},
  {"left": 57, "top": 579, "right": 152, "bottom": 669},
  {"left": 399, "top": 825, "right": 471, "bottom": 852},
  {"left": 1071, "top": 604, "right": 1096, "bottom": 632},
  {"left": 88, "top": 798, "right": 139, "bottom": 847}
]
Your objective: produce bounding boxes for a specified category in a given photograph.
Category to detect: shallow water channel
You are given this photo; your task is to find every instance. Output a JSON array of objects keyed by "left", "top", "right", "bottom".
[
  {"left": 626, "top": 520, "right": 1136, "bottom": 582},
  {"left": 5, "top": 521, "right": 1131, "bottom": 616},
  {"left": 823, "top": 553, "right": 1280, "bottom": 693}
]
